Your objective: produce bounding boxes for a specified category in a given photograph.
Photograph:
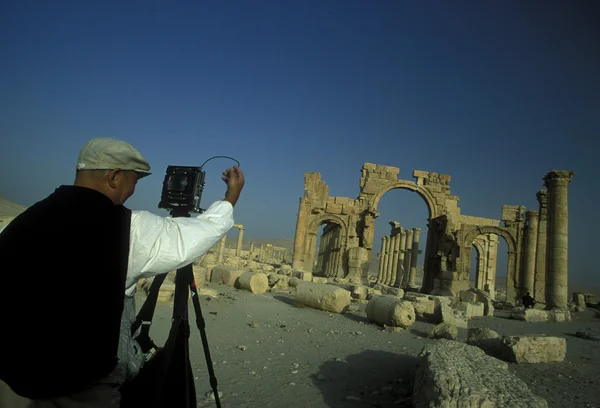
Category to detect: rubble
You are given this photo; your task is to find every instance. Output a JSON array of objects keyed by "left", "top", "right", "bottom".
[
  {"left": 366, "top": 295, "right": 416, "bottom": 329},
  {"left": 500, "top": 336, "right": 567, "bottom": 364}
]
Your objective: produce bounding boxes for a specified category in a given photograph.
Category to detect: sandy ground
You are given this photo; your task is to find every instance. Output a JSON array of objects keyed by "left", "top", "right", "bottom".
[
  {"left": 144, "top": 284, "right": 600, "bottom": 408},
  {"left": 2, "top": 283, "right": 599, "bottom": 408}
]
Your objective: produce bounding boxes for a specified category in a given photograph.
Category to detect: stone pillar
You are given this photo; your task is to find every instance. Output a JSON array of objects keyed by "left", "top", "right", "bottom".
[
  {"left": 408, "top": 228, "right": 421, "bottom": 289},
  {"left": 486, "top": 235, "right": 497, "bottom": 299},
  {"left": 402, "top": 229, "right": 413, "bottom": 287},
  {"left": 292, "top": 197, "right": 309, "bottom": 270},
  {"left": 236, "top": 227, "right": 245, "bottom": 256},
  {"left": 380, "top": 236, "right": 390, "bottom": 283},
  {"left": 217, "top": 234, "right": 227, "bottom": 262},
  {"left": 522, "top": 210, "right": 538, "bottom": 295},
  {"left": 249, "top": 242, "right": 255, "bottom": 257},
  {"left": 534, "top": 190, "right": 548, "bottom": 303},
  {"left": 306, "top": 233, "right": 317, "bottom": 272},
  {"left": 394, "top": 231, "right": 407, "bottom": 287},
  {"left": 544, "top": 170, "right": 574, "bottom": 310},
  {"left": 377, "top": 236, "right": 385, "bottom": 282},
  {"left": 390, "top": 233, "right": 401, "bottom": 286}
]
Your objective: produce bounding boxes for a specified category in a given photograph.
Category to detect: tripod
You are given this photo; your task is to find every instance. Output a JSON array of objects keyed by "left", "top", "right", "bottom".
[{"left": 129, "top": 208, "right": 222, "bottom": 408}]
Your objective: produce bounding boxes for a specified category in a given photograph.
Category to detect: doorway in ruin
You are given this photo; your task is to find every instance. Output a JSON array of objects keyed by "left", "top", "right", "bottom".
[
  {"left": 371, "top": 188, "right": 430, "bottom": 288},
  {"left": 467, "top": 233, "right": 511, "bottom": 301},
  {"left": 308, "top": 215, "right": 348, "bottom": 278}
]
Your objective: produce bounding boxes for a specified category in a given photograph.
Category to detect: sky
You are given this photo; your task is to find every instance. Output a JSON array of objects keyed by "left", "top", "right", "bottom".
[{"left": 1, "top": 1, "right": 598, "bottom": 286}]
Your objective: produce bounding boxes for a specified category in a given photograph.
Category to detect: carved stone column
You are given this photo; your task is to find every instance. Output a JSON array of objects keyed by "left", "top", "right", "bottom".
[
  {"left": 217, "top": 234, "right": 227, "bottom": 262},
  {"left": 534, "top": 190, "right": 548, "bottom": 303},
  {"left": 522, "top": 210, "right": 538, "bottom": 295},
  {"left": 408, "top": 228, "right": 421, "bottom": 289},
  {"left": 544, "top": 170, "right": 574, "bottom": 310},
  {"left": 394, "top": 231, "right": 407, "bottom": 287},
  {"left": 390, "top": 233, "right": 401, "bottom": 285},
  {"left": 402, "top": 229, "right": 413, "bottom": 287},
  {"left": 380, "top": 236, "right": 390, "bottom": 284},
  {"left": 236, "top": 227, "right": 245, "bottom": 256},
  {"left": 377, "top": 236, "right": 385, "bottom": 282},
  {"left": 486, "top": 235, "right": 497, "bottom": 298},
  {"left": 292, "top": 197, "right": 309, "bottom": 270}
]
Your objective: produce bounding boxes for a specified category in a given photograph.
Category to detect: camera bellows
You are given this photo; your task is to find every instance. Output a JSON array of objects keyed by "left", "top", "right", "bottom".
[{"left": 238, "top": 272, "right": 269, "bottom": 295}]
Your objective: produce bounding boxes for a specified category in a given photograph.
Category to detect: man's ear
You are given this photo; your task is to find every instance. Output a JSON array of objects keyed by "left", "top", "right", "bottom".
[{"left": 107, "top": 169, "right": 121, "bottom": 189}]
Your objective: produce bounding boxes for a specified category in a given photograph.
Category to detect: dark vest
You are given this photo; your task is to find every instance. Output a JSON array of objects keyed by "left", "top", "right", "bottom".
[{"left": 0, "top": 185, "right": 132, "bottom": 399}]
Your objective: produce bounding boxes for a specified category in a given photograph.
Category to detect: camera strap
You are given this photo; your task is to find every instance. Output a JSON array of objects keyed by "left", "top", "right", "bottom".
[{"left": 131, "top": 274, "right": 167, "bottom": 355}]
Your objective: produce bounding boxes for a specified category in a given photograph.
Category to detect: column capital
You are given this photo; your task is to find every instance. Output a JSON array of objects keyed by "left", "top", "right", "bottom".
[
  {"left": 544, "top": 170, "right": 574, "bottom": 188},
  {"left": 525, "top": 210, "right": 539, "bottom": 219},
  {"left": 536, "top": 190, "right": 548, "bottom": 206}
]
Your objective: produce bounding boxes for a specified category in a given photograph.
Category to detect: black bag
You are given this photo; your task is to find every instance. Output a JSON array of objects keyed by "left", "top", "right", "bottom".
[{"left": 119, "top": 268, "right": 197, "bottom": 408}]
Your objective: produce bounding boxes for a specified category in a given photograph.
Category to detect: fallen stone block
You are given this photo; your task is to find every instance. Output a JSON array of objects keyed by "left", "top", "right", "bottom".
[
  {"left": 511, "top": 308, "right": 572, "bottom": 322},
  {"left": 467, "top": 328, "right": 502, "bottom": 358},
  {"left": 366, "top": 295, "right": 416, "bottom": 329},
  {"left": 459, "top": 290, "right": 478, "bottom": 303},
  {"left": 413, "top": 340, "right": 548, "bottom": 408},
  {"left": 373, "top": 284, "right": 404, "bottom": 297},
  {"left": 456, "top": 301, "right": 485, "bottom": 319},
  {"left": 500, "top": 336, "right": 567, "bottom": 364},
  {"left": 238, "top": 272, "right": 269, "bottom": 295},
  {"left": 350, "top": 285, "right": 368, "bottom": 300},
  {"left": 295, "top": 281, "right": 351, "bottom": 313},
  {"left": 430, "top": 323, "right": 458, "bottom": 340},
  {"left": 192, "top": 264, "right": 207, "bottom": 288},
  {"left": 266, "top": 273, "right": 289, "bottom": 290},
  {"left": 210, "top": 265, "right": 245, "bottom": 287},
  {"left": 468, "top": 287, "right": 494, "bottom": 316},
  {"left": 224, "top": 256, "right": 242, "bottom": 266},
  {"left": 292, "top": 270, "right": 313, "bottom": 281},
  {"left": 158, "top": 282, "right": 175, "bottom": 303},
  {"left": 278, "top": 264, "right": 293, "bottom": 275},
  {"left": 366, "top": 288, "right": 383, "bottom": 299},
  {"left": 312, "top": 277, "right": 328, "bottom": 284},
  {"left": 260, "top": 264, "right": 275, "bottom": 272},
  {"left": 197, "top": 287, "right": 218, "bottom": 298},
  {"left": 436, "top": 299, "right": 468, "bottom": 328}
]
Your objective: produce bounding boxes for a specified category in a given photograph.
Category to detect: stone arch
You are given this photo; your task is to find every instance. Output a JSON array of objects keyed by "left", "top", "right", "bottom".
[
  {"left": 463, "top": 226, "right": 518, "bottom": 302},
  {"left": 305, "top": 213, "right": 349, "bottom": 276},
  {"left": 472, "top": 238, "right": 485, "bottom": 290},
  {"left": 370, "top": 180, "right": 439, "bottom": 220}
]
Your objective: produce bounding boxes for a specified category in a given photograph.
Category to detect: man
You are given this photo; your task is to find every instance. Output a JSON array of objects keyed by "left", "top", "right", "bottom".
[
  {"left": 0, "top": 137, "right": 244, "bottom": 407},
  {"left": 522, "top": 291, "right": 536, "bottom": 309}
]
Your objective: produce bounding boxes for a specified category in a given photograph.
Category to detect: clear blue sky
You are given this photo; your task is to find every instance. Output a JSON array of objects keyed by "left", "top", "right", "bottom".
[{"left": 1, "top": 1, "right": 598, "bottom": 286}]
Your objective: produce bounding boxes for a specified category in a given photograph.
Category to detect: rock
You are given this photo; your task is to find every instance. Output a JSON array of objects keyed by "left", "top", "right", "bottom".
[
  {"left": 350, "top": 285, "right": 368, "bottom": 300},
  {"left": 500, "top": 336, "right": 567, "bottom": 364},
  {"left": 456, "top": 301, "right": 485, "bottom": 319},
  {"left": 237, "top": 272, "right": 269, "bottom": 294},
  {"left": 225, "top": 256, "right": 242, "bottom": 267},
  {"left": 430, "top": 323, "right": 458, "bottom": 340},
  {"left": 292, "top": 270, "right": 312, "bottom": 281},
  {"left": 413, "top": 340, "right": 548, "bottom": 408},
  {"left": 438, "top": 301, "right": 468, "bottom": 328},
  {"left": 192, "top": 264, "right": 207, "bottom": 288},
  {"left": 158, "top": 282, "right": 175, "bottom": 303},
  {"left": 312, "top": 277, "right": 328, "bottom": 284},
  {"left": 197, "top": 287, "right": 218, "bottom": 298},
  {"left": 467, "top": 287, "right": 495, "bottom": 316},
  {"left": 205, "top": 390, "right": 223, "bottom": 400},
  {"left": 459, "top": 290, "right": 478, "bottom": 303},
  {"left": 366, "top": 295, "right": 416, "bottom": 329},
  {"left": 210, "top": 265, "right": 245, "bottom": 287},
  {"left": 278, "top": 264, "right": 293, "bottom": 276},
  {"left": 511, "top": 309, "right": 572, "bottom": 323},
  {"left": 404, "top": 293, "right": 436, "bottom": 321},
  {"left": 373, "top": 284, "right": 404, "bottom": 297},
  {"left": 467, "top": 328, "right": 502, "bottom": 358},
  {"left": 367, "top": 288, "right": 383, "bottom": 299},
  {"left": 573, "top": 331, "right": 600, "bottom": 341},
  {"left": 260, "top": 264, "right": 275, "bottom": 272},
  {"left": 294, "top": 281, "right": 351, "bottom": 313},
  {"left": 267, "top": 273, "right": 289, "bottom": 290}
]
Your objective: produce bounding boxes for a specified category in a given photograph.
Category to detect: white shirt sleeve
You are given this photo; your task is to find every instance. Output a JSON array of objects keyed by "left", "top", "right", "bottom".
[{"left": 125, "top": 200, "right": 234, "bottom": 295}]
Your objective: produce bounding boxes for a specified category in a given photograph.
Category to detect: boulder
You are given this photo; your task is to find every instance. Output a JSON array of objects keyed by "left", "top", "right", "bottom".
[
  {"left": 500, "top": 336, "right": 567, "bottom": 364},
  {"left": 350, "top": 285, "right": 369, "bottom": 300},
  {"left": 294, "top": 281, "right": 351, "bottom": 313},
  {"left": 278, "top": 264, "right": 293, "bottom": 276},
  {"left": 266, "top": 273, "right": 289, "bottom": 290},
  {"left": 437, "top": 300, "right": 468, "bottom": 328},
  {"left": 430, "top": 323, "right": 458, "bottom": 340},
  {"left": 511, "top": 309, "right": 572, "bottom": 323},
  {"left": 459, "top": 290, "right": 478, "bottom": 303},
  {"left": 192, "top": 264, "right": 207, "bottom": 288},
  {"left": 366, "top": 295, "right": 416, "bottom": 329},
  {"left": 413, "top": 341, "right": 547, "bottom": 408},
  {"left": 467, "top": 328, "right": 502, "bottom": 358},
  {"left": 238, "top": 272, "right": 269, "bottom": 295}
]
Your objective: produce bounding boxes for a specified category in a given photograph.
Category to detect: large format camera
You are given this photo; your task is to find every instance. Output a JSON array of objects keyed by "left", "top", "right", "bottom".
[{"left": 158, "top": 166, "right": 206, "bottom": 213}]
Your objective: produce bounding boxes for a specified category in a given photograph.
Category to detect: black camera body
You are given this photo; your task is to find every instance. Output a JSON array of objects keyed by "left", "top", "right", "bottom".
[{"left": 158, "top": 166, "right": 206, "bottom": 214}]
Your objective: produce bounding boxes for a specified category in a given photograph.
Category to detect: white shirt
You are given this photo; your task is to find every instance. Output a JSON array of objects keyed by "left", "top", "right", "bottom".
[{"left": 107, "top": 199, "right": 234, "bottom": 384}]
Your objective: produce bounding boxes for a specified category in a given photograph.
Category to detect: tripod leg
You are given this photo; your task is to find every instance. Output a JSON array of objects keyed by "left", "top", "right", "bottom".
[{"left": 188, "top": 273, "right": 222, "bottom": 408}]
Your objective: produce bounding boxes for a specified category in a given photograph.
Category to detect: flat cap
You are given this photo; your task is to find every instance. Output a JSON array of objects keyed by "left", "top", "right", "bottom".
[{"left": 76, "top": 137, "right": 151, "bottom": 178}]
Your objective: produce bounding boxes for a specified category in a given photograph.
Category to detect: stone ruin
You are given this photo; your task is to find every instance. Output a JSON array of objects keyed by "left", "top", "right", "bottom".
[
  {"left": 213, "top": 223, "right": 289, "bottom": 264},
  {"left": 291, "top": 163, "right": 575, "bottom": 309}
]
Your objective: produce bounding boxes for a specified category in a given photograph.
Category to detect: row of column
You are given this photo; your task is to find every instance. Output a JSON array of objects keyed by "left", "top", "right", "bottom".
[
  {"left": 473, "top": 234, "right": 498, "bottom": 298},
  {"left": 217, "top": 225, "right": 245, "bottom": 262},
  {"left": 316, "top": 224, "right": 344, "bottom": 278},
  {"left": 376, "top": 225, "right": 421, "bottom": 289},
  {"left": 521, "top": 170, "right": 574, "bottom": 310}
]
